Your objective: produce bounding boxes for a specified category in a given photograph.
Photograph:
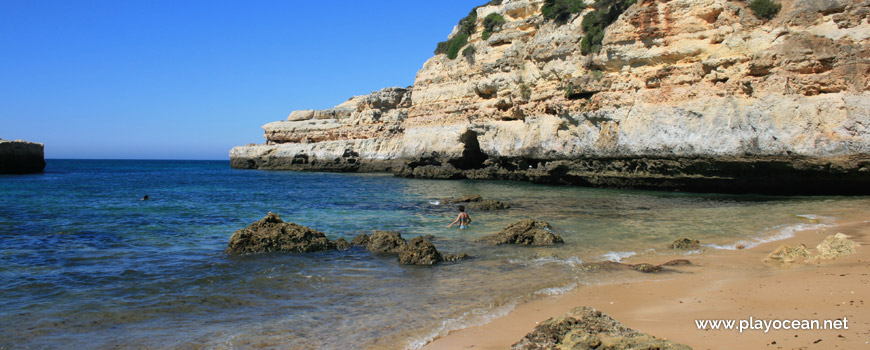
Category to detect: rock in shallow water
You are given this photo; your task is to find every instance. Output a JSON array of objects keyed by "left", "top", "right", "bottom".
[
  {"left": 366, "top": 230, "right": 407, "bottom": 254},
  {"left": 477, "top": 219, "right": 563, "bottom": 245},
  {"left": 512, "top": 306, "right": 691, "bottom": 350},
  {"left": 226, "top": 212, "right": 335, "bottom": 254},
  {"left": 466, "top": 199, "right": 511, "bottom": 211},
  {"left": 398, "top": 236, "right": 442, "bottom": 265},
  {"left": 670, "top": 238, "right": 700, "bottom": 250}
]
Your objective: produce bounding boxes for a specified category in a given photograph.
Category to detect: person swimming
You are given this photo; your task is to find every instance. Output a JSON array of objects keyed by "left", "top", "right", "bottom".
[
  {"left": 141, "top": 195, "right": 149, "bottom": 201},
  {"left": 447, "top": 205, "right": 471, "bottom": 229}
]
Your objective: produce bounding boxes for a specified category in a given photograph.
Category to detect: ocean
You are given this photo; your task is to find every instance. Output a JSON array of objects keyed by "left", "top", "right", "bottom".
[{"left": 2, "top": 160, "right": 868, "bottom": 349}]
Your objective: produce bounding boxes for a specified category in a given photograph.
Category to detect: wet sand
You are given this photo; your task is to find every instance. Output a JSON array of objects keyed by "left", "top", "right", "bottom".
[{"left": 424, "top": 216, "right": 870, "bottom": 350}]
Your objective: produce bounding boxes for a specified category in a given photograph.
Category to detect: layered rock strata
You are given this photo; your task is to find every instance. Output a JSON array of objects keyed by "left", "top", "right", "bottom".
[
  {"left": 0, "top": 139, "right": 45, "bottom": 174},
  {"left": 231, "top": 0, "right": 870, "bottom": 194}
]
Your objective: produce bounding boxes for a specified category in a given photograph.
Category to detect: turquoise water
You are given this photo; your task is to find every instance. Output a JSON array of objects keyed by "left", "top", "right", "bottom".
[{"left": 2, "top": 160, "right": 868, "bottom": 349}]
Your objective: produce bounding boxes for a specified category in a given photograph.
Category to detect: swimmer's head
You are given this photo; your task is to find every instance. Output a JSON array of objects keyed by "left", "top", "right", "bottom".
[{"left": 458, "top": 205, "right": 465, "bottom": 212}]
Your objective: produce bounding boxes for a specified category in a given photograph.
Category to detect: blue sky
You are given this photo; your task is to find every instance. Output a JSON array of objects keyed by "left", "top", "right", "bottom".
[{"left": 0, "top": 0, "right": 481, "bottom": 159}]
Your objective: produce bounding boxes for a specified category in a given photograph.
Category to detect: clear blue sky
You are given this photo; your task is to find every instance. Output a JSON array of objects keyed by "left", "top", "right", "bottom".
[{"left": 0, "top": 0, "right": 481, "bottom": 160}]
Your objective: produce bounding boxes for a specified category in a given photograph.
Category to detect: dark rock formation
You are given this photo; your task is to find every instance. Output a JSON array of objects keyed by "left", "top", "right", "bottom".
[
  {"left": 444, "top": 194, "right": 483, "bottom": 204},
  {"left": 477, "top": 219, "right": 563, "bottom": 245},
  {"left": 351, "top": 233, "right": 371, "bottom": 246},
  {"left": 226, "top": 212, "right": 335, "bottom": 254},
  {"left": 512, "top": 306, "right": 691, "bottom": 350},
  {"left": 661, "top": 259, "right": 693, "bottom": 266},
  {"left": 467, "top": 199, "right": 510, "bottom": 210},
  {"left": 670, "top": 238, "right": 701, "bottom": 250},
  {"left": 443, "top": 253, "right": 470, "bottom": 262},
  {"left": 0, "top": 139, "right": 45, "bottom": 174},
  {"left": 631, "top": 263, "right": 662, "bottom": 273},
  {"left": 334, "top": 238, "right": 351, "bottom": 251},
  {"left": 366, "top": 230, "right": 407, "bottom": 254},
  {"left": 398, "top": 236, "right": 442, "bottom": 265},
  {"left": 440, "top": 194, "right": 509, "bottom": 210}
]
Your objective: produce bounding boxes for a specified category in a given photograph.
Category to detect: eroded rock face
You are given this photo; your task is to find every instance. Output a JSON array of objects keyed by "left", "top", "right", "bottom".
[
  {"left": 512, "top": 306, "right": 692, "bottom": 350},
  {"left": 478, "top": 219, "right": 564, "bottom": 245},
  {"left": 0, "top": 139, "right": 45, "bottom": 174},
  {"left": 226, "top": 213, "right": 335, "bottom": 254},
  {"left": 231, "top": 0, "right": 870, "bottom": 194},
  {"left": 398, "top": 236, "right": 443, "bottom": 265}
]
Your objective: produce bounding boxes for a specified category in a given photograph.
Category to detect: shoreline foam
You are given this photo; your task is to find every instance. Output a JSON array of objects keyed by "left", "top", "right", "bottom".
[{"left": 421, "top": 211, "right": 870, "bottom": 350}]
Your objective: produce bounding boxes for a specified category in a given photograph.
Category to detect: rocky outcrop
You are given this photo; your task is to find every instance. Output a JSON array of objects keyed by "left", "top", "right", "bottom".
[
  {"left": 670, "top": 238, "right": 700, "bottom": 250},
  {"left": 231, "top": 0, "right": 870, "bottom": 194},
  {"left": 767, "top": 232, "right": 859, "bottom": 263},
  {"left": 226, "top": 213, "right": 336, "bottom": 254},
  {"left": 764, "top": 243, "right": 812, "bottom": 263},
  {"left": 512, "top": 306, "right": 691, "bottom": 350},
  {"left": 580, "top": 259, "right": 691, "bottom": 273},
  {"left": 0, "top": 139, "right": 45, "bottom": 174},
  {"left": 477, "top": 219, "right": 564, "bottom": 245},
  {"left": 814, "top": 232, "right": 858, "bottom": 260},
  {"left": 467, "top": 199, "right": 511, "bottom": 210},
  {"left": 365, "top": 230, "right": 407, "bottom": 254},
  {"left": 441, "top": 194, "right": 510, "bottom": 210},
  {"left": 398, "top": 236, "right": 443, "bottom": 265}
]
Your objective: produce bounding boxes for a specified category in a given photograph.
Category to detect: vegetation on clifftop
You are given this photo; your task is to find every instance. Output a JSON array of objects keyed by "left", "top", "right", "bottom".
[{"left": 434, "top": 1, "right": 504, "bottom": 59}]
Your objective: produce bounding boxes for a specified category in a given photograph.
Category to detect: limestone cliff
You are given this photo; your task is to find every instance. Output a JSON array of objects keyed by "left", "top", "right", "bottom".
[
  {"left": 231, "top": 0, "right": 870, "bottom": 194},
  {"left": 0, "top": 139, "right": 45, "bottom": 174}
]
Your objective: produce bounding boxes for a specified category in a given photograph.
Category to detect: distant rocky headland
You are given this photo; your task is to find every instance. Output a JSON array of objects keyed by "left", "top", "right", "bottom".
[
  {"left": 0, "top": 139, "right": 45, "bottom": 174},
  {"left": 231, "top": 0, "right": 870, "bottom": 194}
]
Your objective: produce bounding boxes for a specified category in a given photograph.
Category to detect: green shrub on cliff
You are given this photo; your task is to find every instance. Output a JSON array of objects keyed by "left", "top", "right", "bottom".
[
  {"left": 462, "top": 45, "right": 476, "bottom": 59},
  {"left": 482, "top": 13, "right": 506, "bottom": 40},
  {"left": 445, "top": 33, "right": 469, "bottom": 59},
  {"left": 749, "top": 0, "right": 781, "bottom": 20},
  {"left": 435, "top": 6, "right": 480, "bottom": 58},
  {"left": 580, "top": 0, "right": 635, "bottom": 54},
  {"left": 542, "top": 0, "right": 586, "bottom": 24}
]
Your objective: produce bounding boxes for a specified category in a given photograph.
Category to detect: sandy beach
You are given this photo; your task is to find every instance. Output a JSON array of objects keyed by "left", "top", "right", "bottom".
[{"left": 424, "top": 215, "right": 870, "bottom": 350}]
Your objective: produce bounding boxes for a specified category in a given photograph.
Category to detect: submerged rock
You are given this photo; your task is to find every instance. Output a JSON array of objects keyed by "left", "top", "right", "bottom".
[
  {"left": 477, "top": 219, "right": 563, "bottom": 246},
  {"left": 814, "top": 233, "right": 858, "bottom": 260},
  {"left": 443, "top": 253, "right": 470, "bottom": 262},
  {"left": 466, "top": 199, "right": 511, "bottom": 211},
  {"left": 446, "top": 194, "right": 483, "bottom": 203},
  {"left": 398, "top": 236, "right": 442, "bottom": 265},
  {"left": 661, "top": 259, "right": 693, "bottom": 266},
  {"left": 580, "top": 260, "right": 691, "bottom": 273},
  {"left": 764, "top": 244, "right": 811, "bottom": 263},
  {"left": 670, "top": 238, "right": 701, "bottom": 250},
  {"left": 579, "top": 261, "right": 632, "bottom": 272},
  {"left": 631, "top": 263, "right": 663, "bottom": 273},
  {"left": 366, "top": 230, "right": 407, "bottom": 254},
  {"left": 226, "top": 212, "right": 335, "bottom": 254},
  {"left": 512, "top": 306, "right": 691, "bottom": 350}
]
